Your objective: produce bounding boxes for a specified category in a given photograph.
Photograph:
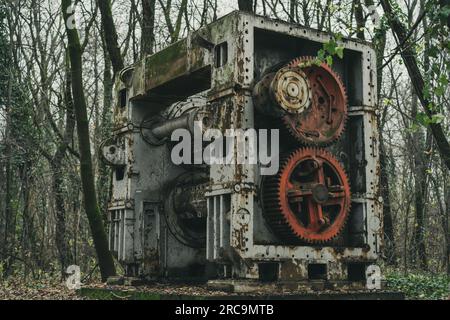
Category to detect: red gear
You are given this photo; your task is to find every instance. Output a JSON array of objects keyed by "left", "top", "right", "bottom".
[
  {"left": 281, "top": 56, "right": 348, "bottom": 146},
  {"left": 262, "top": 147, "right": 351, "bottom": 243}
]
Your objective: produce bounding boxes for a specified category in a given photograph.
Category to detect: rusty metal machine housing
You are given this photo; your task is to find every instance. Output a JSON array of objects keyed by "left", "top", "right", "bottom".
[{"left": 104, "top": 11, "right": 382, "bottom": 284}]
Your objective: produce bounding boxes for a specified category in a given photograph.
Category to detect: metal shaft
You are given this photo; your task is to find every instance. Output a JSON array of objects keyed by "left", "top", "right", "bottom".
[{"left": 151, "top": 113, "right": 192, "bottom": 139}]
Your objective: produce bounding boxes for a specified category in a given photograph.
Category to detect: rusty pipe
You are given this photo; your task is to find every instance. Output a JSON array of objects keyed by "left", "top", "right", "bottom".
[{"left": 151, "top": 113, "right": 193, "bottom": 139}]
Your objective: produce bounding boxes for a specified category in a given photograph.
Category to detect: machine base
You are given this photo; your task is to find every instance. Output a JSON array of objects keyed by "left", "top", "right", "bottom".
[
  {"left": 79, "top": 282, "right": 404, "bottom": 300},
  {"left": 100, "top": 276, "right": 404, "bottom": 300},
  {"left": 207, "top": 279, "right": 391, "bottom": 293}
]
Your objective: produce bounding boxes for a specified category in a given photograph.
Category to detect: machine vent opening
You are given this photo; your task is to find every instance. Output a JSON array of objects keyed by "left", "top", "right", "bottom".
[
  {"left": 119, "top": 89, "right": 127, "bottom": 109},
  {"left": 215, "top": 42, "right": 228, "bottom": 68},
  {"left": 308, "top": 263, "right": 327, "bottom": 280},
  {"left": 115, "top": 166, "right": 125, "bottom": 181},
  {"left": 258, "top": 263, "right": 279, "bottom": 282},
  {"left": 347, "top": 263, "right": 366, "bottom": 281}
]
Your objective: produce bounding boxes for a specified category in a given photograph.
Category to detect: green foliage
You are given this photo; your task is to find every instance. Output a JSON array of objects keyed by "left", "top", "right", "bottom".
[
  {"left": 438, "top": 4, "right": 450, "bottom": 22},
  {"left": 388, "top": 0, "right": 409, "bottom": 25},
  {"left": 386, "top": 271, "right": 450, "bottom": 300},
  {"left": 415, "top": 111, "right": 445, "bottom": 127},
  {"left": 316, "top": 33, "right": 345, "bottom": 66},
  {"left": 421, "top": 0, "right": 450, "bottom": 115},
  {"left": 0, "top": 2, "right": 38, "bottom": 157},
  {"left": 375, "top": 14, "right": 390, "bottom": 37}
]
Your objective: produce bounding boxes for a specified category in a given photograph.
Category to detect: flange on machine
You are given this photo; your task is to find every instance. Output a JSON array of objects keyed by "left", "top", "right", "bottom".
[{"left": 253, "top": 56, "right": 351, "bottom": 244}]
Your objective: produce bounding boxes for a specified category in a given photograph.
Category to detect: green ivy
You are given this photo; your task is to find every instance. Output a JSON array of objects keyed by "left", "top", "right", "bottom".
[
  {"left": 386, "top": 271, "right": 450, "bottom": 300},
  {"left": 410, "top": 0, "right": 450, "bottom": 131},
  {"left": 316, "top": 33, "right": 345, "bottom": 66}
]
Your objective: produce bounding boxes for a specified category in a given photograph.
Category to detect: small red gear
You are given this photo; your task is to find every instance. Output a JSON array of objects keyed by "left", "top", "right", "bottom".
[
  {"left": 280, "top": 56, "right": 348, "bottom": 146},
  {"left": 262, "top": 147, "right": 351, "bottom": 243}
]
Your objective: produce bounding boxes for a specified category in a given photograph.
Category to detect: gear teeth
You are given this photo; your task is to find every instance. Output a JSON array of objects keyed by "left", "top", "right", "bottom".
[
  {"left": 262, "top": 147, "right": 351, "bottom": 244},
  {"left": 280, "top": 56, "right": 348, "bottom": 147}
]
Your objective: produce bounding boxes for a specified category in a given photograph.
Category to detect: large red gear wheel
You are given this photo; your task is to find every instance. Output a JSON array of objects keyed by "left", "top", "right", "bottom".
[
  {"left": 281, "top": 56, "right": 348, "bottom": 146},
  {"left": 262, "top": 147, "right": 351, "bottom": 243}
]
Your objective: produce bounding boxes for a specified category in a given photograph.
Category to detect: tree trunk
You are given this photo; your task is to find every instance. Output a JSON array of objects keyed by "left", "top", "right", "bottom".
[
  {"left": 290, "top": 0, "right": 297, "bottom": 22},
  {"left": 52, "top": 55, "right": 75, "bottom": 277},
  {"left": 2, "top": 20, "right": 15, "bottom": 276},
  {"left": 238, "top": 0, "right": 254, "bottom": 12},
  {"left": 432, "top": 172, "right": 450, "bottom": 274},
  {"left": 442, "top": 182, "right": 450, "bottom": 276},
  {"left": 408, "top": 92, "right": 429, "bottom": 270},
  {"left": 2, "top": 135, "right": 14, "bottom": 277},
  {"left": 52, "top": 159, "right": 72, "bottom": 277},
  {"left": 403, "top": 195, "right": 411, "bottom": 273},
  {"left": 97, "top": 0, "right": 124, "bottom": 76},
  {"left": 380, "top": 0, "right": 450, "bottom": 172},
  {"left": 97, "top": 29, "right": 113, "bottom": 218},
  {"left": 158, "top": 0, "right": 188, "bottom": 43},
  {"left": 141, "top": 0, "right": 156, "bottom": 56},
  {"left": 353, "top": 0, "right": 365, "bottom": 40},
  {"left": 379, "top": 137, "right": 396, "bottom": 264},
  {"left": 61, "top": 0, "right": 116, "bottom": 281},
  {"left": 20, "top": 159, "right": 34, "bottom": 278}
]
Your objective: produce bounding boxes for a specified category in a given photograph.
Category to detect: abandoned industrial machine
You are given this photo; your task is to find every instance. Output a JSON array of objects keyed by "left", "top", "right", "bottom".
[{"left": 102, "top": 11, "right": 382, "bottom": 287}]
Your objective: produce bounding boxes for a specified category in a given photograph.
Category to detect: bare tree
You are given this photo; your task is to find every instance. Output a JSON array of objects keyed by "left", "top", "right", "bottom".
[
  {"left": 158, "top": 0, "right": 189, "bottom": 43},
  {"left": 141, "top": 0, "right": 156, "bottom": 56},
  {"left": 97, "top": 0, "right": 124, "bottom": 76},
  {"left": 61, "top": 0, "right": 116, "bottom": 281},
  {"left": 380, "top": 0, "right": 450, "bottom": 172},
  {"left": 238, "top": 0, "right": 254, "bottom": 12}
]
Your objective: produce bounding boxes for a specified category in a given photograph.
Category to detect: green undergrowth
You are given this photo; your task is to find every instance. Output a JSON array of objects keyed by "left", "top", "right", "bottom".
[
  {"left": 385, "top": 271, "right": 450, "bottom": 300},
  {"left": 77, "top": 288, "right": 205, "bottom": 300}
]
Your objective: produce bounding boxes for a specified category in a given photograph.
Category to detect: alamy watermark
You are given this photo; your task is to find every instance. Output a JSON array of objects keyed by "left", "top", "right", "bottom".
[
  {"left": 170, "top": 121, "right": 280, "bottom": 175},
  {"left": 66, "top": 265, "right": 81, "bottom": 290},
  {"left": 366, "top": 264, "right": 382, "bottom": 290}
]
